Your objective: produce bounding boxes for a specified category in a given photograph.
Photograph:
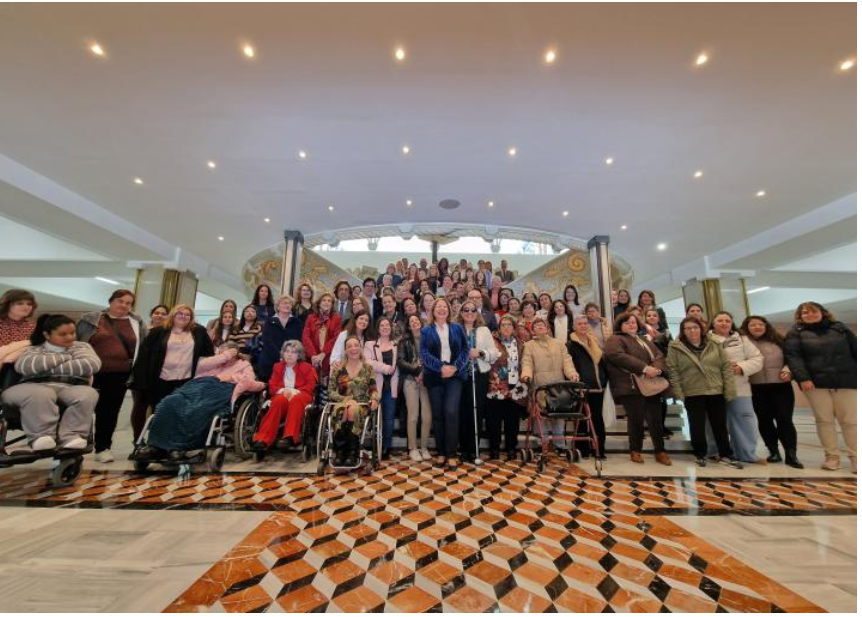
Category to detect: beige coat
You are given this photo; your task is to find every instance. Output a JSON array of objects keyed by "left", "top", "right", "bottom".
[{"left": 521, "top": 334, "right": 578, "bottom": 387}]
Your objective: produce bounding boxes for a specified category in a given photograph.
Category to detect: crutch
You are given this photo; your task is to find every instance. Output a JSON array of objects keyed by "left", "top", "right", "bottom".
[{"left": 470, "top": 360, "right": 483, "bottom": 466}]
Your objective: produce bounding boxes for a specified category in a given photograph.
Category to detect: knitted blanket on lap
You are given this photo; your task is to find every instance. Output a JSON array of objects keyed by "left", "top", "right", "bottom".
[{"left": 147, "top": 377, "right": 235, "bottom": 451}]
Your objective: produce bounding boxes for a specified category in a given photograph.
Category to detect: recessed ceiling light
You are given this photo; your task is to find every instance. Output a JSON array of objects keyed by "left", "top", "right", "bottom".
[
  {"left": 89, "top": 42, "right": 105, "bottom": 57},
  {"left": 695, "top": 52, "right": 709, "bottom": 66},
  {"left": 508, "top": 147, "right": 518, "bottom": 157},
  {"left": 401, "top": 145, "right": 411, "bottom": 155},
  {"left": 605, "top": 157, "right": 614, "bottom": 166},
  {"left": 95, "top": 276, "right": 120, "bottom": 285},
  {"left": 242, "top": 44, "right": 255, "bottom": 59},
  {"left": 217, "top": 236, "right": 225, "bottom": 241},
  {"left": 544, "top": 49, "right": 557, "bottom": 64},
  {"left": 693, "top": 170, "right": 703, "bottom": 178},
  {"left": 207, "top": 160, "right": 217, "bottom": 169},
  {"left": 395, "top": 47, "right": 406, "bottom": 61},
  {"left": 298, "top": 150, "right": 308, "bottom": 160},
  {"left": 562, "top": 210, "right": 569, "bottom": 217},
  {"left": 133, "top": 177, "right": 143, "bottom": 185},
  {"left": 327, "top": 205, "right": 335, "bottom": 212},
  {"left": 657, "top": 242, "right": 668, "bottom": 251},
  {"left": 406, "top": 199, "right": 413, "bottom": 206},
  {"left": 264, "top": 217, "right": 271, "bottom": 223},
  {"left": 756, "top": 190, "right": 766, "bottom": 198},
  {"left": 748, "top": 286, "right": 771, "bottom": 294},
  {"left": 620, "top": 224, "right": 628, "bottom": 230},
  {"left": 487, "top": 201, "right": 494, "bottom": 208},
  {"left": 840, "top": 58, "right": 855, "bottom": 71}
]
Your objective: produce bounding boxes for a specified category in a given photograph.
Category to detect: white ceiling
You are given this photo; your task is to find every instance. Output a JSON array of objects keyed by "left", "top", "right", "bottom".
[{"left": 0, "top": 3, "right": 855, "bottom": 284}]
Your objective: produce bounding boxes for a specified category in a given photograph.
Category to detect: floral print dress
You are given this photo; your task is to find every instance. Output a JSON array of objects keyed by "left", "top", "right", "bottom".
[{"left": 327, "top": 362, "right": 380, "bottom": 435}]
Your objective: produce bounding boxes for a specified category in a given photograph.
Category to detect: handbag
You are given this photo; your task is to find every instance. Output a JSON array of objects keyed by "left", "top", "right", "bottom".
[
  {"left": 602, "top": 384, "right": 617, "bottom": 429},
  {"left": 631, "top": 337, "right": 669, "bottom": 397},
  {"left": 541, "top": 382, "right": 579, "bottom": 414}
]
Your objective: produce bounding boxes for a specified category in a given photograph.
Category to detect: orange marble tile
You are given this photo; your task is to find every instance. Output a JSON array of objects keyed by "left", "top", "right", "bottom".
[
  {"left": 499, "top": 586, "right": 554, "bottom": 612},
  {"left": 444, "top": 585, "right": 497, "bottom": 612},
  {"left": 331, "top": 586, "right": 385, "bottom": 612},
  {"left": 387, "top": 586, "right": 441, "bottom": 613},
  {"left": 276, "top": 585, "right": 329, "bottom": 612},
  {"left": 218, "top": 584, "right": 272, "bottom": 612}
]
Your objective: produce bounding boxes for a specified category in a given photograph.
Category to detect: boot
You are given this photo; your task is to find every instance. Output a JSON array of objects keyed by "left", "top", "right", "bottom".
[
  {"left": 784, "top": 449, "right": 804, "bottom": 469},
  {"left": 344, "top": 434, "right": 360, "bottom": 467},
  {"left": 766, "top": 449, "right": 782, "bottom": 463}
]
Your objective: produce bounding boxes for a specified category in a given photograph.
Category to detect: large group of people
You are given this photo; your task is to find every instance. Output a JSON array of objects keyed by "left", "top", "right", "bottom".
[{"left": 0, "top": 255, "right": 856, "bottom": 475}]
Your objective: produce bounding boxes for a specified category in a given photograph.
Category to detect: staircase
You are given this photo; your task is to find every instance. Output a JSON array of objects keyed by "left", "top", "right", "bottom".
[{"left": 604, "top": 402, "right": 693, "bottom": 453}]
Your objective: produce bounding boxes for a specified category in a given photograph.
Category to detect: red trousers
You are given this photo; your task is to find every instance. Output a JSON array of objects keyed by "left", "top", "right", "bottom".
[{"left": 253, "top": 392, "right": 313, "bottom": 446}]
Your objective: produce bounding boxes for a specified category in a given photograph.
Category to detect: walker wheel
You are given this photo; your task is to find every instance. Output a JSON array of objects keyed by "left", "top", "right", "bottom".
[
  {"left": 536, "top": 458, "right": 545, "bottom": 473},
  {"left": 206, "top": 447, "right": 225, "bottom": 473},
  {"left": 525, "top": 448, "right": 534, "bottom": 463},
  {"left": 316, "top": 460, "right": 327, "bottom": 475},
  {"left": 51, "top": 456, "right": 83, "bottom": 487},
  {"left": 564, "top": 449, "right": 574, "bottom": 463},
  {"left": 364, "top": 460, "right": 375, "bottom": 475}
]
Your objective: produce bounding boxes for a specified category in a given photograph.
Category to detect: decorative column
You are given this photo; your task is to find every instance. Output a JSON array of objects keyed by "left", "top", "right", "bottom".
[
  {"left": 133, "top": 265, "right": 198, "bottom": 311},
  {"left": 431, "top": 240, "right": 439, "bottom": 264},
  {"left": 682, "top": 277, "right": 751, "bottom": 322},
  {"left": 281, "top": 230, "right": 305, "bottom": 296},
  {"left": 587, "top": 235, "right": 613, "bottom": 319}
]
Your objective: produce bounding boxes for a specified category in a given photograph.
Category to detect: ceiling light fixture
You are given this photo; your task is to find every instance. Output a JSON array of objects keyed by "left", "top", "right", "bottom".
[
  {"left": 487, "top": 201, "right": 494, "bottom": 208},
  {"left": 298, "top": 150, "right": 308, "bottom": 160},
  {"left": 695, "top": 52, "right": 709, "bottom": 66},
  {"left": 406, "top": 199, "right": 413, "bottom": 206},
  {"left": 508, "top": 147, "right": 517, "bottom": 157},
  {"left": 620, "top": 224, "right": 628, "bottom": 230},
  {"left": 605, "top": 157, "right": 614, "bottom": 166},
  {"left": 242, "top": 44, "right": 255, "bottom": 58},
  {"left": 840, "top": 58, "right": 855, "bottom": 71},
  {"left": 562, "top": 210, "right": 569, "bottom": 217},
  {"left": 748, "top": 286, "right": 771, "bottom": 294},
  {"left": 95, "top": 276, "right": 120, "bottom": 285},
  {"left": 756, "top": 190, "right": 766, "bottom": 198},
  {"left": 89, "top": 42, "right": 105, "bottom": 57},
  {"left": 544, "top": 49, "right": 557, "bottom": 64},
  {"left": 401, "top": 145, "right": 411, "bottom": 155},
  {"left": 693, "top": 170, "right": 704, "bottom": 178},
  {"left": 217, "top": 236, "right": 225, "bottom": 241},
  {"left": 133, "top": 177, "right": 143, "bottom": 185},
  {"left": 657, "top": 242, "right": 668, "bottom": 251},
  {"left": 327, "top": 205, "right": 335, "bottom": 212},
  {"left": 207, "top": 160, "right": 217, "bottom": 169},
  {"left": 395, "top": 47, "right": 406, "bottom": 61},
  {"left": 264, "top": 217, "right": 271, "bottom": 223}
]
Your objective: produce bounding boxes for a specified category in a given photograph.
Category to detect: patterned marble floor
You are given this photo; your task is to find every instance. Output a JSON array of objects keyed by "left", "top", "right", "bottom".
[{"left": 0, "top": 455, "right": 854, "bottom": 612}]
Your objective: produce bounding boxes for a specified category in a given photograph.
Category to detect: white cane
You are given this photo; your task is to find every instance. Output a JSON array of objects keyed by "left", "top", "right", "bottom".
[{"left": 470, "top": 359, "right": 483, "bottom": 466}]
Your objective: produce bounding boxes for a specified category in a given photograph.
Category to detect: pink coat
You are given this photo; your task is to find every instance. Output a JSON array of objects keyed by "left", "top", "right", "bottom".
[
  {"left": 195, "top": 353, "right": 265, "bottom": 404},
  {"left": 363, "top": 340, "right": 399, "bottom": 398}
]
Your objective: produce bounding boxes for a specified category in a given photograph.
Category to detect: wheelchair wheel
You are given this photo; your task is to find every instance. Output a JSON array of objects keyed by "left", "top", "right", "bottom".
[
  {"left": 301, "top": 442, "right": 312, "bottom": 463},
  {"left": 207, "top": 447, "right": 225, "bottom": 472},
  {"left": 233, "top": 398, "right": 260, "bottom": 460},
  {"left": 564, "top": 449, "right": 574, "bottom": 463},
  {"left": 133, "top": 460, "right": 150, "bottom": 474},
  {"left": 51, "top": 456, "right": 83, "bottom": 487}
]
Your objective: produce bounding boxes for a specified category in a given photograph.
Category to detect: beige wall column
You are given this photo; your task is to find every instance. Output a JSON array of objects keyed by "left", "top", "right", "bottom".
[
  {"left": 587, "top": 235, "right": 613, "bottom": 319},
  {"left": 134, "top": 266, "right": 199, "bottom": 313},
  {"left": 280, "top": 230, "right": 305, "bottom": 296},
  {"left": 682, "top": 277, "right": 750, "bottom": 322}
]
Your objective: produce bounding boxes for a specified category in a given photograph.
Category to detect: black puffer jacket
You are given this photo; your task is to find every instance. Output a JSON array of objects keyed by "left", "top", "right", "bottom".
[{"left": 784, "top": 320, "right": 856, "bottom": 389}]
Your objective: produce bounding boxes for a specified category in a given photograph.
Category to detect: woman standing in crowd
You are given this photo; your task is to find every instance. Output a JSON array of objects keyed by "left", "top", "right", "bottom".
[
  {"left": 294, "top": 283, "right": 315, "bottom": 322},
  {"left": 331, "top": 310, "right": 371, "bottom": 367},
  {"left": 521, "top": 317, "right": 579, "bottom": 454},
  {"left": 301, "top": 293, "right": 341, "bottom": 378},
  {"left": 584, "top": 302, "right": 612, "bottom": 349},
  {"left": 77, "top": 290, "right": 147, "bottom": 463},
  {"left": 206, "top": 299, "right": 237, "bottom": 330},
  {"left": 421, "top": 298, "right": 469, "bottom": 470},
  {"left": 605, "top": 313, "right": 672, "bottom": 465},
  {"left": 784, "top": 302, "right": 856, "bottom": 472},
  {"left": 208, "top": 309, "right": 235, "bottom": 348},
  {"left": 252, "top": 340, "right": 318, "bottom": 452},
  {"left": 129, "top": 305, "right": 169, "bottom": 441},
  {"left": 257, "top": 296, "right": 304, "bottom": 381},
  {"left": 741, "top": 316, "right": 803, "bottom": 469},
  {"left": 231, "top": 305, "right": 262, "bottom": 360},
  {"left": 351, "top": 296, "right": 370, "bottom": 320},
  {"left": 328, "top": 336, "right": 379, "bottom": 467},
  {"left": 398, "top": 314, "right": 432, "bottom": 462},
  {"left": 519, "top": 300, "right": 538, "bottom": 334},
  {"left": 645, "top": 308, "right": 674, "bottom": 438},
  {"left": 489, "top": 276, "right": 503, "bottom": 311},
  {"left": 486, "top": 315, "right": 529, "bottom": 460},
  {"left": 613, "top": 289, "right": 632, "bottom": 319},
  {"left": 419, "top": 291, "right": 437, "bottom": 323},
  {"left": 2, "top": 314, "right": 100, "bottom": 451},
  {"left": 0, "top": 289, "right": 37, "bottom": 368},
  {"left": 473, "top": 270, "right": 487, "bottom": 293},
  {"left": 352, "top": 285, "right": 362, "bottom": 299},
  {"left": 401, "top": 297, "right": 419, "bottom": 323},
  {"left": 252, "top": 285, "right": 275, "bottom": 322},
  {"left": 437, "top": 258, "right": 450, "bottom": 280},
  {"left": 686, "top": 303, "right": 708, "bottom": 329},
  {"left": 563, "top": 285, "right": 583, "bottom": 318},
  {"left": 666, "top": 317, "right": 741, "bottom": 468},
  {"left": 506, "top": 297, "right": 522, "bottom": 319},
  {"left": 568, "top": 315, "right": 608, "bottom": 459},
  {"left": 537, "top": 293, "right": 553, "bottom": 320},
  {"left": 496, "top": 289, "right": 512, "bottom": 317},
  {"left": 708, "top": 311, "right": 764, "bottom": 464},
  {"left": 457, "top": 299, "right": 499, "bottom": 462},
  {"left": 637, "top": 290, "right": 668, "bottom": 329},
  {"left": 549, "top": 300, "right": 573, "bottom": 344},
  {"left": 132, "top": 304, "right": 214, "bottom": 410},
  {"left": 364, "top": 316, "right": 399, "bottom": 459}
]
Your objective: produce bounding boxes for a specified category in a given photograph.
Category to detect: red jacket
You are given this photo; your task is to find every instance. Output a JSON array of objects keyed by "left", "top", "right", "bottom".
[
  {"left": 268, "top": 360, "right": 318, "bottom": 398},
  {"left": 301, "top": 312, "right": 342, "bottom": 375}
]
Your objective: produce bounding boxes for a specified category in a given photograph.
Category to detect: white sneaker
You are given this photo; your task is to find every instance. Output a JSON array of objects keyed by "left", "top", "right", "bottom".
[
  {"left": 95, "top": 450, "right": 114, "bottom": 463},
  {"left": 31, "top": 436, "right": 56, "bottom": 451},
  {"left": 61, "top": 437, "right": 88, "bottom": 450},
  {"left": 420, "top": 448, "right": 432, "bottom": 461},
  {"left": 409, "top": 449, "right": 423, "bottom": 463}
]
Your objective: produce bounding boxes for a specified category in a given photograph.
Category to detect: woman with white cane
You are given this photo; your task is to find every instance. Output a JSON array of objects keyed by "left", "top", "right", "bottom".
[{"left": 457, "top": 299, "right": 500, "bottom": 464}]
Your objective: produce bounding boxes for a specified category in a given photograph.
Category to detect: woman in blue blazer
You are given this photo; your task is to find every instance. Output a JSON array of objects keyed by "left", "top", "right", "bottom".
[{"left": 420, "top": 298, "right": 469, "bottom": 470}]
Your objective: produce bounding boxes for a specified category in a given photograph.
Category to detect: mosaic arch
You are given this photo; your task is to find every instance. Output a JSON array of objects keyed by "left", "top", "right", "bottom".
[{"left": 242, "top": 224, "right": 634, "bottom": 299}]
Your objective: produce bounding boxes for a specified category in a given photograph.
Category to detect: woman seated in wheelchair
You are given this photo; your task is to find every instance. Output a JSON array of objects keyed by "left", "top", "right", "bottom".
[
  {"left": 252, "top": 340, "right": 318, "bottom": 452},
  {"left": 327, "top": 335, "right": 379, "bottom": 467},
  {"left": 2, "top": 314, "right": 101, "bottom": 452},
  {"left": 136, "top": 341, "right": 264, "bottom": 461}
]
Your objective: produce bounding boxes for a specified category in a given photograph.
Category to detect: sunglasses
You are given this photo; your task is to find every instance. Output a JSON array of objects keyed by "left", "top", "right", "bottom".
[{"left": 461, "top": 307, "right": 477, "bottom": 313}]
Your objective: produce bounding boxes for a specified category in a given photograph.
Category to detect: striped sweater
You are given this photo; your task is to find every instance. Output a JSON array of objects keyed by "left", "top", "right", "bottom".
[{"left": 14, "top": 342, "right": 102, "bottom": 385}]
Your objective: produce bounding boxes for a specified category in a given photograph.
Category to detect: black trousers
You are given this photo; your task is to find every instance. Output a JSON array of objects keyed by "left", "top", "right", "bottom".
[
  {"left": 92, "top": 372, "right": 130, "bottom": 452},
  {"left": 751, "top": 382, "right": 797, "bottom": 452},
  {"left": 486, "top": 397, "right": 523, "bottom": 453},
  {"left": 459, "top": 370, "right": 489, "bottom": 458},
  {"left": 575, "top": 391, "right": 607, "bottom": 457},
  {"left": 619, "top": 394, "right": 665, "bottom": 454},
  {"left": 685, "top": 394, "right": 733, "bottom": 459},
  {"left": 130, "top": 389, "right": 149, "bottom": 443}
]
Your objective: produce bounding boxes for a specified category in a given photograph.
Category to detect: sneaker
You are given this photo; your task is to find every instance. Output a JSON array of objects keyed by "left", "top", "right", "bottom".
[
  {"left": 821, "top": 457, "right": 841, "bottom": 471},
  {"left": 31, "top": 436, "right": 57, "bottom": 451},
  {"left": 60, "top": 437, "right": 88, "bottom": 450},
  {"left": 718, "top": 457, "right": 744, "bottom": 470},
  {"left": 94, "top": 449, "right": 114, "bottom": 463},
  {"left": 420, "top": 448, "right": 432, "bottom": 461},
  {"left": 409, "top": 449, "right": 423, "bottom": 463},
  {"left": 695, "top": 458, "right": 707, "bottom": 467}
]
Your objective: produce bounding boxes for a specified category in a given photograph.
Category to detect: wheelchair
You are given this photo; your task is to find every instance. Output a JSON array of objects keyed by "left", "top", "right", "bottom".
[
  {"left": 518, "top": 381, "right": 602, "bottom": 477},
  {"left": 0, "top": 367, "right": 93, "bottom": 487},
  {"left": 249, "top": 377, "right": 328, "bottom": 463},
  {"left": 315, "top": 401, "right": 381, "bottom": 475},
  {"left": 129, "top": 389, "right": 267, "bottom": 474}
]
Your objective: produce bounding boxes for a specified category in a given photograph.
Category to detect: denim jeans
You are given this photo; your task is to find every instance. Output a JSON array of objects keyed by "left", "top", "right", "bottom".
[
  {"left": 726, "top": 396, "right": 761, "bottom": 462},
  {"left": 428, "top": 378, "right": 464, "bottom": 458},
  {"left": 380, "top": 390, "right": 397, "bottom": 451}
]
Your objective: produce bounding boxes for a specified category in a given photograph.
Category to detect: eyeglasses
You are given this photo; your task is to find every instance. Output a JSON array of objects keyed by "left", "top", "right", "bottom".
[{"left": 461, "top": 307, "right": 477, "bottom": 313}]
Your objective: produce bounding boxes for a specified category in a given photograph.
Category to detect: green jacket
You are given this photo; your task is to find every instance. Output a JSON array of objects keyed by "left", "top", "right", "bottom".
[{"left": 665, "top": 339, "right": 736, "bottom": 401}]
